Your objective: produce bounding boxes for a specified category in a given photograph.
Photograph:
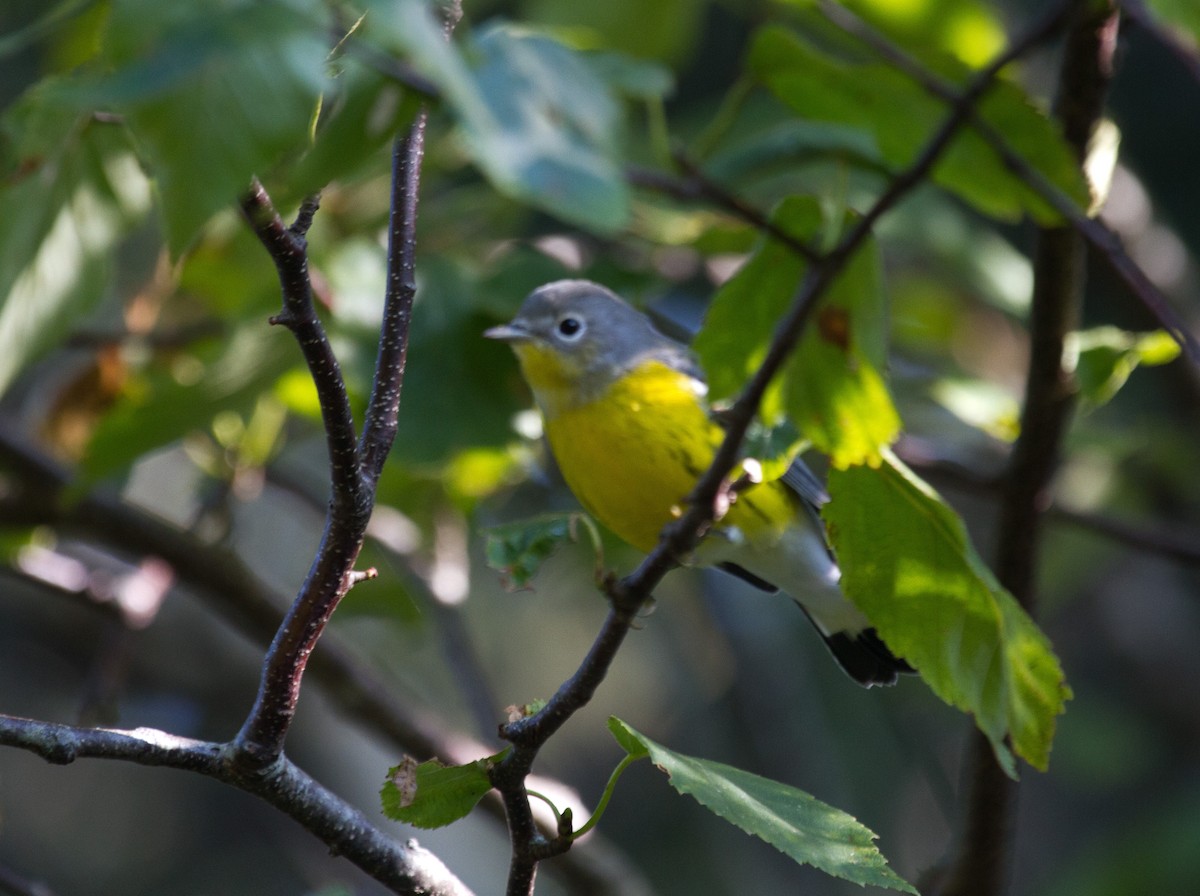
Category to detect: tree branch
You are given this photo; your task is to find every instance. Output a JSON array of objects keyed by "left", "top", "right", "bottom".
[
  {"left": 360, "top": 113, "right": 427, "bottom": 482},
  {"left": 234, "top": 184, "right": 375, "bottom": 768},
  {"left": 623, "top": 160, "right": 875, "bottom": 265},
  {"left": 239, "top": 186, "right": 363, "bottom": 515},
  {"left": 818, "top": 0, "right": 1200, "bottom": 367},
  {"left": 0, "top": 422, "right": 651, "bottom": 896},
  {"left": 488, "top": 11, "right": 1065, "bottom": 892},
  {"left": 938, "top": 4, "right": 1120, "bottom": 896},
  {"left": 0, "top": 714, "right": 474, "bottom": 896},
  {"left": 895, "top": 444, "right": 1200, "bottom": 569}
]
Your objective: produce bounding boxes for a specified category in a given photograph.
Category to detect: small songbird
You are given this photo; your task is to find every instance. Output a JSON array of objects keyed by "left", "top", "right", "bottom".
[{"left": 485, "top": 279, "right": 910, "bottom": 686}]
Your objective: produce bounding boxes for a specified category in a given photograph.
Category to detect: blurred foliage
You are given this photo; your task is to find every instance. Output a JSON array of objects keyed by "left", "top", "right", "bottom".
[{"left": 1, "top": 0, "right": 1199, "bottom": 894}]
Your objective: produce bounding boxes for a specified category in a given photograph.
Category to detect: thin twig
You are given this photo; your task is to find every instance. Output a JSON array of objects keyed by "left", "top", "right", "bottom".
[
  {"left": 239, "top": 185, "right": 362, "bottom": 514},
  {"left": 817, "top": 0, "right": 1200, "bottom": 366},
  {"left": 670, "top": 153, "right": 821, "bottom": 262},
  {"left": 360, "top": 112, "right": 428, "bottom": 482},
  {"left": 488, "top": 11, "right": 1066, "bottom": 892}
]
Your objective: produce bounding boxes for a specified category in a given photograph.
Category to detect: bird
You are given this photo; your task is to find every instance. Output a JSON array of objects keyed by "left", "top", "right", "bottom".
[{"left": 485, "top": 279, "right": 911, "bottom": 687}]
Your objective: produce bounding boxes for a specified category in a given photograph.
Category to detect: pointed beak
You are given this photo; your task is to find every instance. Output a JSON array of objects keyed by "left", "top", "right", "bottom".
[{"left": 484, "top": 322, "right": 530, "bottom": 342}]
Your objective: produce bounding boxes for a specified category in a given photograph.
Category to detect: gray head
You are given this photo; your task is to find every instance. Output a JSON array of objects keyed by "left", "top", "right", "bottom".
[{"left": 484, "top": 280, "right": 700, "bottom": 401}]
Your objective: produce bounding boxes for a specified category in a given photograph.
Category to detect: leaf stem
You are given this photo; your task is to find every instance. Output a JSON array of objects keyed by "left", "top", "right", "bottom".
[{"left": 569, "top": 753, "right": 641, "bottom": 840}]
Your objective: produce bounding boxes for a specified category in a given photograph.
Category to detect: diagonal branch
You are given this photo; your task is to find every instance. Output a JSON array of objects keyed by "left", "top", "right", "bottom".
[
  {"left": 487, "top": 9, "right": 1071, "bottom": 892},
  {"left": 239, "top": 187, "right": 362, "bottom": 515},
  {"left": 818, "top": 0, "right": 1200, "bottom": 367},
  {"left": 360, "top": 113, "right": 428, "bottom": 482},
  {"left": 231, "top": 9, "right": 457, "bottom": 768}
]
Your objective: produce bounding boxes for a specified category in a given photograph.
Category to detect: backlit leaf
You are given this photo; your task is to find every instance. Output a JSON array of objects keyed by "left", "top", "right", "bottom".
[
  {"left": 693, "top": 196, "right": 900, "bottom": 467},
  {"left": 1070, "top": 326, "right": 1181, "bottom": 407},
  {"left": 80, "top": 0, "right": 332, "bottom": 253},
  {"left": 825, "top": 451, "right": 1071, "bottom": 772},
  {"left": 748, "top": 25, "right": 1090, "bottom": 224}
]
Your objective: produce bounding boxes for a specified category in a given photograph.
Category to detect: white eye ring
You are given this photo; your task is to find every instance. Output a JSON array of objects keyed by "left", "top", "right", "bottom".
[{"left": 556, "top": 315, "right": 586, "bottom": 342}]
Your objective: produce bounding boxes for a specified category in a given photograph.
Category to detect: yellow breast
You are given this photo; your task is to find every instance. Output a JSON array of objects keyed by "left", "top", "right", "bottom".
[{"left": 534, "top": 359, "right": 795, "bottom": 554}]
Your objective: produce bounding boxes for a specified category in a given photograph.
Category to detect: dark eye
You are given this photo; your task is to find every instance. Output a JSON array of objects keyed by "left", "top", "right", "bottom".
[{"left": 556, "top": 316, "right": 584, "bottom": 340}]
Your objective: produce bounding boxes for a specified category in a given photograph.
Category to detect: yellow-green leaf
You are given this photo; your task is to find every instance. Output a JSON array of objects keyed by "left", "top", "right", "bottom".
[
  {"left": 693, "top": 196, "right": 900, "bottom": 467},
  {"left": 824, "top": 451, "right": 1070, "bottom": 772}
]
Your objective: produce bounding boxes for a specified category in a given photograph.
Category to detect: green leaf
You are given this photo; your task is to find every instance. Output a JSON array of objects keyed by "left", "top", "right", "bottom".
[
  {"left": 380, "top": 752, "right": 503, "bottom": 829},
  {"left": 79, "top": 0, "right": 332, "bottom": 253},
  {"left": 523, "top": 0, "right": 705, "bottom": 64},
  {"left": 484, "top": 512, "right": 599, "bottom": 591},
  {"left": 693, "top": 196, "right": 900, "bottom": 467},
  {"left": 606, "top": 716, "right": 649, "bottom": 759},
  {"left": 824, "top": 451, "right": 1071, "bottom": 772},
  {"left": 379, "top": 260, "right": 530, "bottom": 464},
  {"left": 706, "top": 119, "right": 886, "bottom": 186},
  {"left": 583, "top": 50, "right": 674, "bottom": 101},
  {"left": 1070, "top": 327, "right": 1181, "bottom": 407},
  {"left": 289, "top": 58, "right": 423, "bottom": 198},
  {"left": 748, "top": 25, "right": 1090, "bottom": 224},
  {"left": 379, "top": 3, "right": 630, "bottom": 232},
  {"left": 608, "top": 719, "right": 917, "bottom": 893}
]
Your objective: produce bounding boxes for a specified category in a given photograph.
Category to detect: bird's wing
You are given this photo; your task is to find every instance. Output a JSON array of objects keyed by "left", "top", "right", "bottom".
[{"left": 780, "top": 456, "right": 830, "bottom": 509}]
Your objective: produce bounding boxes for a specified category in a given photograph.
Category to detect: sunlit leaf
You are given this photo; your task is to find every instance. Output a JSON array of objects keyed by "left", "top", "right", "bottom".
[
  {"left": 693, "top": 196, "right": 900, "bottom": 467},
  {"left": 0, "top": 93, "right": 150, "bottom": 396},
  {"left": 609, "top": 718, "right": 917, "bottom": 893},
  {"left": 824, "top": 0, "right": 1008, "bottom": 68},
  {"left": 1145, "top": 0, "right": 1200, "bottom": 42},
  {"left": 748, "top": 25, "right": 1090, "bottom": 224},
  {"left": 1070, "top": 327, "right": 1181, "bottom": 407},
  {"left": 380, "top": 752, "right": 503, "bottom": 829},
  {"left": 825, "top": 451, "right": 1071, "bottom": 772},
  {"left": 75, "top": 0, "right": 332, "bottom": 253}
]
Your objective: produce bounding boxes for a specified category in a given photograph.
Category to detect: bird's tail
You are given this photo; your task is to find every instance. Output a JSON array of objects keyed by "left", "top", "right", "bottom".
[
  {"left": 718, "top": 560, "right": 914, "bottom": 687},
  {"left": 820, "top": 627, "right": 914, "bottom": 688}
]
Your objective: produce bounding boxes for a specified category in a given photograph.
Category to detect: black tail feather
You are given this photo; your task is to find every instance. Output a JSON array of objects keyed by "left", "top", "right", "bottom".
[{"left": 823, "top": 628, "right": 915, "bottom": 688}]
